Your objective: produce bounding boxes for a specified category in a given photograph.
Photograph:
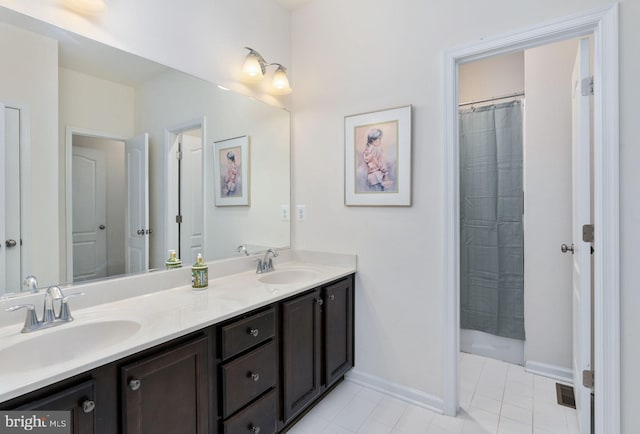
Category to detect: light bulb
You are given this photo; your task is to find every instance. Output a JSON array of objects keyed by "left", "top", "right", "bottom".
[
  {"left": 242, "top": 52, "right": 264, "bottom": 81},
  {"left": 270, "top": 66, "right": 292, "bottom": 95}
]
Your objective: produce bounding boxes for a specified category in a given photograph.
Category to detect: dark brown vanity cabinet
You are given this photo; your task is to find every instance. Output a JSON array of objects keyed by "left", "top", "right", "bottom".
[
  {"left": 217, "top": 307, "right": 278, "bottom": 434},
  {"left": 14, "top": 380, "right": 97, "bottom": 434},
  {"left": 121, "top": 335, "right": 210, "bottom": 434},
  {"left": 281, "top": 275, "right": 355, "bottom": 425},
  {"left": 0, "top": 274, "right": 355, "bottom": 434}
]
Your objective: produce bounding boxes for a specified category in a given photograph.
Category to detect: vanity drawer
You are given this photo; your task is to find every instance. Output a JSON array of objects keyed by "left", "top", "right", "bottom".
[
  {"left": 221, "top": 340, "right": 276, "bottom": 418},
  {"left": 220, "top": 308, "right": 275, "bottom": 359},
  {"left": 223, "top": 389, "right": 276, "bottom": 434}
]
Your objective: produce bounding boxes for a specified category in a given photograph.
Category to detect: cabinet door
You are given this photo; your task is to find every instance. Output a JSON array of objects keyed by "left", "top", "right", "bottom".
[
  {"left": 323, "top": 277, "right": 354, "bottom": 387},
  {"left": 281, "top": 289, "right": 322, "bottom": 423},
  {"left": 15, "top": 380, "right": 96, "bottom": 434},
  {"left": 121, "top": 336, "right": 209, "bottom": 434}
]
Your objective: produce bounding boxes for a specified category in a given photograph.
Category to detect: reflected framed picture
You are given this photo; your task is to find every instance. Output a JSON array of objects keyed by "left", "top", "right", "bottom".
[
  {"left": 344, "top": 105, "right": 412, "bottom": 206},
  {"left": 213, "top": 136, "right": 250, "bottom": 206}
]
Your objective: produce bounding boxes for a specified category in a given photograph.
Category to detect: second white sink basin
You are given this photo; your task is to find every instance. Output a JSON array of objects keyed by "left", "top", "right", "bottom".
[
  {"left": 0, "top": 319, "right": 141, "bottom": 373},
  {"left": 258, "top": 268, "right": 321, "bottom": 285}
]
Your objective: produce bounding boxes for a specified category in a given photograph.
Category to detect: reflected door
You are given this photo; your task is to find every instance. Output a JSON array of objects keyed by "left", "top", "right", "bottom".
[
  {"left": 125, "top": 133, "right": 149, "bottom": 273},
  {"left": 1, "top": 105, "right": 22, "bottom": 293},
  {"left": 180, "top": 133, "right": 204, "bottom": 264},
  {"left": 72, "top": 146, "right": 107, "bottom": 282}
]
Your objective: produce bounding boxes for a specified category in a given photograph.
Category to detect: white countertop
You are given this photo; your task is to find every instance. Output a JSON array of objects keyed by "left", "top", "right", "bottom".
[{"left": 0, "top": 250, "right": 356, "bottom": 403}]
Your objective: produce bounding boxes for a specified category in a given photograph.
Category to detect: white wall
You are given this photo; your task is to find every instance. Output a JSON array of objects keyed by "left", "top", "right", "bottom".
[
  {"left": 0, "top": 0, "right": 291, "bottom": 106},
  {"left": 290, "top": 1, "right": 639, "bottom": 428},
  {"left": 523, "top": 39, "right": 578, "bottom": 371},
  {"left": 0, "top": 22, "right": 59, "bottom": 287}
]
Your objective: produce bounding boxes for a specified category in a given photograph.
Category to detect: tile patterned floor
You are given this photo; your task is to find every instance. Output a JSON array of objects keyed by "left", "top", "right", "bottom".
[{"left": 286, "top": 352, "right": 579, "bottom": 434}]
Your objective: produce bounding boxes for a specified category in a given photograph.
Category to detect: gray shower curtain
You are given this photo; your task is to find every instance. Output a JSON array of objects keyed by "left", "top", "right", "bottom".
[{"left": 459, "top": 101, "right": 525, "bottom": 340}]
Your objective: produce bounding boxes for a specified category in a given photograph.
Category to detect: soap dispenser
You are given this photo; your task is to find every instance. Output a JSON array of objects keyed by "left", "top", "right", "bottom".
[
  {"left": 191, "top": 253, "right": 208, "bottom": 290},
  {"left": 165, "top": 250, "right": 182, "bottom": 269}
]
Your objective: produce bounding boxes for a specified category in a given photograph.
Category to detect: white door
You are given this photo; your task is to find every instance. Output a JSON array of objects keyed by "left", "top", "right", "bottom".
[
  {"left": 571, "top": 37, "right": 592, "bottom": 434},
  {"left": 181, "top": 132, "right": 204, "bottom": 263},
  {"left": 125, "top": 133, "right": 149, "bottom": 273},
  {"left": 1, "top": 105, "right": 22, "bottom": 293},
  {"left": 72, "top": 146, "right": 107, "bottom": 282}
]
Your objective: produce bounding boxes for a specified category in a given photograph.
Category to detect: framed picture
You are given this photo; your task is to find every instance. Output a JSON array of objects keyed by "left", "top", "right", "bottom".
[
  {"left": 344, "top": 105, "right": 412, "bottom": 206},
  {"left": 213, "top": 136, "right": 250, "bottom": 206}
]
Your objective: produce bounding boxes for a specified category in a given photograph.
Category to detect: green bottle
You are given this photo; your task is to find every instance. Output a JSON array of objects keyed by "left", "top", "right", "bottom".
[
  {"left": 191, "top": 253, "right": 208, "bottom": 290},
  {"left": 165, "top": 250, "right": 182, "bottom": 269}
]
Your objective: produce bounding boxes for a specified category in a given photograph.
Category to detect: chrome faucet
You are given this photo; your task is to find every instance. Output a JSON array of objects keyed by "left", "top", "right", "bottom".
[
  {"left": 236, "top": 245, "right": 250, "bottom": 256},
  {"left": 256, "top": 249, "right": 278, "bottom": 274},
  {"left": 22, "top": 275, "right": 39, "bottom": 293},
  {"left": 5, "top": 286, "right": 84, "bottom": 333}
]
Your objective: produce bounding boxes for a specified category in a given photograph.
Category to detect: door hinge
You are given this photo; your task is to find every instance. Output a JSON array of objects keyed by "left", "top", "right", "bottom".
[
  {"left": 583, "top": 369, "right": 594, "bottom": 389},
  {"left": 581, "top": 76, "right": 594, "bottom": 96},
  {"left": 583, "top": 224, "right": 594, "bottom": 243},
  {"left": 176, "top": 215, "right": 182, "bottom": 224},
  {"left": 176, "top": 150, "right": 183, "bottom": 160}
]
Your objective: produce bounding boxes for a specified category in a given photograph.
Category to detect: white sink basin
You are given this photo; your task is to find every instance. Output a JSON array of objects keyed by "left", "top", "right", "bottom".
[
  {"left": 0, "top": 319, "right": 141, "bottom": 373},
  {"left": 258, "top": 268, "right": 321, "bottom": 285}
]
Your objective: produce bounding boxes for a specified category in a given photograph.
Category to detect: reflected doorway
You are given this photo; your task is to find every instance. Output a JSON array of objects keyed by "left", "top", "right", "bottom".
[{"left": 165, "top": 119, "right": 206, "bottom": 266}]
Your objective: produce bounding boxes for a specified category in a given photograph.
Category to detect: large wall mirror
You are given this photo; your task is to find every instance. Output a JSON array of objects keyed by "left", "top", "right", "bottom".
[{"left": 0, "top": 7, "right": 290, "bottom": 297}]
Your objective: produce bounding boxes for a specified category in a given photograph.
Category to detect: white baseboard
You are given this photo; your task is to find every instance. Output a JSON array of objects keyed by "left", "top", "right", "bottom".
[
  {"left": 345, "top": 369, "right": 444, "bottom": 414},
  {"left": 525, "top": 360, "right": 573, "bottom": 384}
]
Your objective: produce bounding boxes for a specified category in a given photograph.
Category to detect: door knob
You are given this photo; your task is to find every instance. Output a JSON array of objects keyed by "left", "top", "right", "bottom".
[
  {"left": 561, "top": 243, "right": 575, "bottom": 254},
  {"left": 5, "top": 239, "right": 17, "bottom": 248}
]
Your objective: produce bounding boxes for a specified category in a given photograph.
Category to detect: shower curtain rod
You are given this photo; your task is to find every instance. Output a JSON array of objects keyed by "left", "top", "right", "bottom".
[{"left": 458, "top": 91, "right": 525, "bottom": 107}]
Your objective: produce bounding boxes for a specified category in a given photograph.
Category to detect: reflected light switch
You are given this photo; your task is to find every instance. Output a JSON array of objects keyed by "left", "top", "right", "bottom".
[
  {"left": 280, "top": 205, "right": 290, "bottom": 222},
  {"left": 296, "top": 204, "right": 306, "bottom": 222}
]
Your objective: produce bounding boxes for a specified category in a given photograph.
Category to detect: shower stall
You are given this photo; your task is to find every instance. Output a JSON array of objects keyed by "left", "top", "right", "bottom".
[{"left": 459, "top": 97, "right": 525, "bottom": 365}]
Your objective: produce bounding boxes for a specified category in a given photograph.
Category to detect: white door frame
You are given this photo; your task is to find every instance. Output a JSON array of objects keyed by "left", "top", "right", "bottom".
[
  {"left": 442, "top": 4, "right": 619, "bottom": 434},
  {"left": 164, "top": 117, "right": 207, "bottom": 260},
  {"left": 65, "top": 127, "right": 126, "bottom": 282}
]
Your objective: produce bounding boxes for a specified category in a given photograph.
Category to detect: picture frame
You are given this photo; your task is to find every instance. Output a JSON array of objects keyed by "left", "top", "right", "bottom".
[
  {"left": 344, "top": 105, "right": 412, "bottom": 206},
  {"left": 213, "top": 135, "right": 250, "bottom": 206}
]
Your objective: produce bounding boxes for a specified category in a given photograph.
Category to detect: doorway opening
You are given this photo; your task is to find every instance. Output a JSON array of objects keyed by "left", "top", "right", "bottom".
[
  {"left": 165, "top": 118, "right": 206, "bottom": 266},
  {"left": 442, "top": 5, "right": 619, "bottom": 434},
  {"left": 70, "top": 133, "right": 125, "bottom": 282}
]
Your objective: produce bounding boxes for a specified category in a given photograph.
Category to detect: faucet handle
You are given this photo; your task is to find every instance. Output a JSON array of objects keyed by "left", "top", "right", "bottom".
[
  {"left": 58, "top": 292, "right": 85, "bottom": 322},
  {"left": 5, "top": 304, "right": 39, "bottom": 333}
]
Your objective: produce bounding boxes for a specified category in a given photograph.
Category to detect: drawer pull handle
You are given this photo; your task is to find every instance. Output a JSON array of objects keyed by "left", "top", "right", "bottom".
[
  {"left": 129, "top": 379, "right": 141, "bottom": 391},
  {"left": 249, "top": 425, "right": 261, "bottom": 434},
  {"left": 249, "top": 372, "right": 260, "bottom": 382},
  {"left": 248, "top": 328, "right": 259, "bottom": 337},
  {"left": 82, "top": 400, "right": 95, "bottom": 414}
]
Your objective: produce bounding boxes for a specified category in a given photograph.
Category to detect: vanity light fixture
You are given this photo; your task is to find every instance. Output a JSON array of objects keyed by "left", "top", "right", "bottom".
[{"left": 241, "top": 47, "right": 292, "bottom": 95}]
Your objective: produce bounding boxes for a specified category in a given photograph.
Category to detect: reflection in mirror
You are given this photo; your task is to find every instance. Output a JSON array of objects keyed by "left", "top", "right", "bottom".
[{"left": 0, "top": 6, "right": 290, "bottom": 298}]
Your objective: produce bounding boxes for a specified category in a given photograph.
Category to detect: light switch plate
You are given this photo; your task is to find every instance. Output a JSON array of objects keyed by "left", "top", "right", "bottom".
[
  {"left": 280, "top": 204, "right": 290, "bottom": 222},
  {"left": 296, "top": 204, "right": 306, "bottom": 222}
]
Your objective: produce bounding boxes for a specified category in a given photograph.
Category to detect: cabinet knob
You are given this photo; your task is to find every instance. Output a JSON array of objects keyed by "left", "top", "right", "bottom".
[
  {"left": 248, "top": 328, "right": 259, "bottom": 337},
  {"left": 249, "top": 372, "right": 260, "bottom": 382},
  {"left": 82, "top": 400, "right": 95, "bottom": 414},
  {"left": 316, "top": 299, "right": 324, "bottom": 306},
  {"left": 129, "top": 379, "right": 141, "bottom": 391},
  {"left": 249, "top": 425, "right": 261, "bottom": 434},
  {"left": 329, "top": 294, "right": 335, "bottom": 301}
]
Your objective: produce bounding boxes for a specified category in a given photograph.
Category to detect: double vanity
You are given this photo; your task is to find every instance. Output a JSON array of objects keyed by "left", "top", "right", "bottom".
[{"left": 0, "top": 250, "right": 356, "bottom": 434}]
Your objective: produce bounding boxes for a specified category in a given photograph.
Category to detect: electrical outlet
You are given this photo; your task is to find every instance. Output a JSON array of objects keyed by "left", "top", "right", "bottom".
[
  {"left": 296, "top": 204, "right": 306, "bottom": 222},
  {"left": 280, "top": 204, "right": 290, "bottom": 222}
]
